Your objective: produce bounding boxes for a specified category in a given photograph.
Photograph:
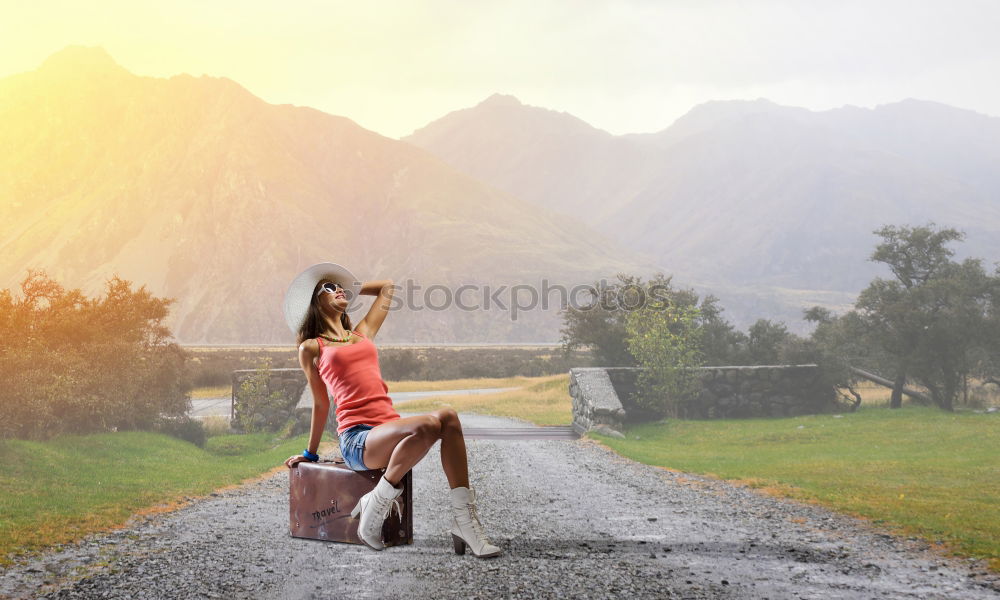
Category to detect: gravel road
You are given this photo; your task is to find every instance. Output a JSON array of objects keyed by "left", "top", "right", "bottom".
[{"left": 2, "top": 412, "right": 997, "bottom": 599}]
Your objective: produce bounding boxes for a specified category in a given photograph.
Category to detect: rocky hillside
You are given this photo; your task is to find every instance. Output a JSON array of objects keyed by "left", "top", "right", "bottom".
[{"left": 0, "top": 46, "right": 661, "bottom": 344}]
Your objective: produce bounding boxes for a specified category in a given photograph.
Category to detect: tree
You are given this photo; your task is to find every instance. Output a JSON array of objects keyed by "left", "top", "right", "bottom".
[
  {"left": 234, "top": 357, "right": 286, "bottom": 433},
  {"left": 805, "top": 307, "right": 884, "bottom": 411},
  {"left": 701, "top": 317, "right": 805, "bottom": 367},
  {"left": 870, "top": 224, "right": 964, "bottom": 289},
  {"left": 856, "top": 224, "right": 962, "bottom": 408},
  {"left": 744, "top": 319, "right": 790, "bottom": 365},
  {"left": 903, "top": 258, "right": 998, "bottom": 410},
  {"left": 560, "top": 273, "right": 662, "bottom": 367},
  {"left": 855, "top": 223, "right": 1000, "bottom": 411},
  {"left": 691, "top": 295, "right": 749, "bottom": 366},
  {"left": 560, "top": 271, "right": 737, "bottom": 367},
  {"left": 623, "top": 292, "right": 704, "bottom": 418},
  {"left": 0, "top": 269, "right": 191, "bottom": 439}
]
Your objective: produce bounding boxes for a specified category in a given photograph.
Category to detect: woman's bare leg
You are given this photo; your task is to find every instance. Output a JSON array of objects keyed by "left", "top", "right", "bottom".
[
  {"left": 434, "top": 408, "right": 469, "bottom": 488},
  {"left": 362, "top": 414, "right": 440, "bottom": 486},
  {"left": 360, "top": 408, "right": 469, "bottom": 488}
]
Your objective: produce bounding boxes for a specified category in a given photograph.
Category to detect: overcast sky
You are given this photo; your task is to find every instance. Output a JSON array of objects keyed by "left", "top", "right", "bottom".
[{"left": 3, "top": 0, "right": 998, "bottom": 138}]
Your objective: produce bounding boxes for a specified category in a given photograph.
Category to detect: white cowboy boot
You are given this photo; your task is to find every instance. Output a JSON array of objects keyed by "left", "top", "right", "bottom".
[
  {"left": 449, "top": 486, "right": 502, "bottom": 558},
  {"left": 351, "top": 475, "right": 403, "bottom": 551}
]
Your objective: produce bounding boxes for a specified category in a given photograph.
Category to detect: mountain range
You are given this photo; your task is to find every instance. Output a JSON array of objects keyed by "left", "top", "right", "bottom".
[
  {"left": 405, "top": 93, "right": 1000, "bottom": 330},
  {"left": 3, "top": 45, "right": 998, "bottom": 343}
]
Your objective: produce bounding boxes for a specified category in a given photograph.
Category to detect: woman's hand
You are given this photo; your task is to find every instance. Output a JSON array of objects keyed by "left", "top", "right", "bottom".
[{"left": 285, "top": 454, "right": 312, "bottom": 468}]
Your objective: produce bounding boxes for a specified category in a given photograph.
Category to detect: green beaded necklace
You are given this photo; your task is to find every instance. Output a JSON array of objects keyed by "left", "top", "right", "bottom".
[{"left": 320, "top": 330, "right": 355, "bottom": 344}]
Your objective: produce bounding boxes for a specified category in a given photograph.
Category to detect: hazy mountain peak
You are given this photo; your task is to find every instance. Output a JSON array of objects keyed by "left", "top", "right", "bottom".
[
  {"left": 883, "top": 97, "right": 953, "bottom": 109},
  {"left": 478, "top": 92, "right": 524, "bottom": 107},
  {"left": 406, "top": 91, "right": 611, "bottom": 143},
  {"left": 37, "top": 45, "right": 128, "bottom": 76},
  {"left": 677, "top": 97, "right": 806, "bottom": 125},
  {"left": 471, "top": 92, "right": 597, "bottom": 128},
  {"left": 622, "top": 97, "right": 799, "bottom": 147}
]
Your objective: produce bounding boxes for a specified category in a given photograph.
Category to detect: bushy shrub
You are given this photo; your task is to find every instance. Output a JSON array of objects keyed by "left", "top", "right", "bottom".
[
  {"left": 233, "top": 357, "right": 292, "bottom": 433},
  {"left": 187, "top": 350, "right": 299, "bottom": 388},
  {"left": 200, "top": 415, "right": 233, "bottom": 437},
  {"left": 0, "top": 269, "right": 192, "bottom": 440},
  {"left": 624, "top": 295, "right": 705, "bottom": 418},
  {"left": 152, "top": 415, "right": 207, "bottom": 448}
]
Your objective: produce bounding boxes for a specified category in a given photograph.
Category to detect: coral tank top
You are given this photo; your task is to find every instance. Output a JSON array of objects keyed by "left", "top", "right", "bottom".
[{"left": 316, "top": 330, "right": 401, "bottom": 435}]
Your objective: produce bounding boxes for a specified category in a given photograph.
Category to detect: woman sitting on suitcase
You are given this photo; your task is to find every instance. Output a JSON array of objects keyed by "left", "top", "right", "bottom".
[{"left": 282, "top": 263, "right": 502, "bottom": 557}]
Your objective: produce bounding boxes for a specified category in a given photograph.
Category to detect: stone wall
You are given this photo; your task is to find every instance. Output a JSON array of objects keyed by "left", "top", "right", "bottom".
[
  {"left": 231, "top": 368, "right": 330, "bottom": 435},
  {"left": 569, "top": 368, "right": 627, "bottom": 438},
  {"left": 570, "top": 364, "right": 835, "bottom": 436}
]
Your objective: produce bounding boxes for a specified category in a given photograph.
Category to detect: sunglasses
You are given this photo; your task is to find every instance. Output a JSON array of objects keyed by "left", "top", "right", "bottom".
[{"left": 316, "top": 282, "right": 347, "bottom": 297}]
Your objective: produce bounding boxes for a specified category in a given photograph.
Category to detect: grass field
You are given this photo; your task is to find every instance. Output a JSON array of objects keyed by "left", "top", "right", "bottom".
[
  {"left": 392, "top": 374, "right": 571, "bottom": 425},
  {"left": 190, "top": 385, "right": 231, "bottom": 399},
  {"left": 0, "top": 431, "right": 336, "bottom": 566},
  {"left": 849, "top": 378, "right": 1000, "bottom": 409},
  {"left": 387, "top": 375, "right": 536, "bottom": 394}
]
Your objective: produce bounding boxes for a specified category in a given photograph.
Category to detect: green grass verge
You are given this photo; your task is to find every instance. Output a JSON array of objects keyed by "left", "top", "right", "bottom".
[
  {"left": 587, "top": 405, "right": 999, "bottom": 571},
  {"left": 0, "top": 430, "right": 336, "bottom": 565}
]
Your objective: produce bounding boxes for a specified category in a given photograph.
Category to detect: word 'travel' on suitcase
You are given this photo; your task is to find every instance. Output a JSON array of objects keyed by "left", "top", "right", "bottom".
[{"left": 289, "top": 457, "right": 413, "bottom": 547}]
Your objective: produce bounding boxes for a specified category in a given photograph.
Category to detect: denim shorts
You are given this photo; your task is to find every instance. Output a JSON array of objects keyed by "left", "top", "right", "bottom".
[{"left": 339, "top": 424, "right": 374, "bottom": 471}]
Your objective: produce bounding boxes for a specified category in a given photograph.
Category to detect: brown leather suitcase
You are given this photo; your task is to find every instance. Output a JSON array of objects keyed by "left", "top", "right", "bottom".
[{"left": 289, "top": 458, "right": 413, "bottom": 547}]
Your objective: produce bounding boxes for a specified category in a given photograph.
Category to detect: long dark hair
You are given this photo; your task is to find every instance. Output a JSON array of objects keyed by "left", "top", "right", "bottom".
[{"left": 296, "top": 280, "right": 354, "bottom": 345}]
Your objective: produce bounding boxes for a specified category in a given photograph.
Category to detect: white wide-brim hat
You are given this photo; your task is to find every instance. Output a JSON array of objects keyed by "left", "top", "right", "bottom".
[{"left": 282, "top": 262, "right": 363, "bottom": 334}]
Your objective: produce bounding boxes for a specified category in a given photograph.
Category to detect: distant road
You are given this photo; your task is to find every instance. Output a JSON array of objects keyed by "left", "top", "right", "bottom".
[{"left": 189, "top": 398, "right": 232, "bottom": 418}]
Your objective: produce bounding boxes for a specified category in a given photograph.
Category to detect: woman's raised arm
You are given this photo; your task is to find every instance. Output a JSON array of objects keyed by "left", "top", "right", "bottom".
[{"left": 355, "top": 279, "right": 395, "bottom": 340}]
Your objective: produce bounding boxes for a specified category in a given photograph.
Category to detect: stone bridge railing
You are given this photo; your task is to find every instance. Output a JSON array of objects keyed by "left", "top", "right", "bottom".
[{"left": 570, "top": 365, "right": 835, "bottom": 437}]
